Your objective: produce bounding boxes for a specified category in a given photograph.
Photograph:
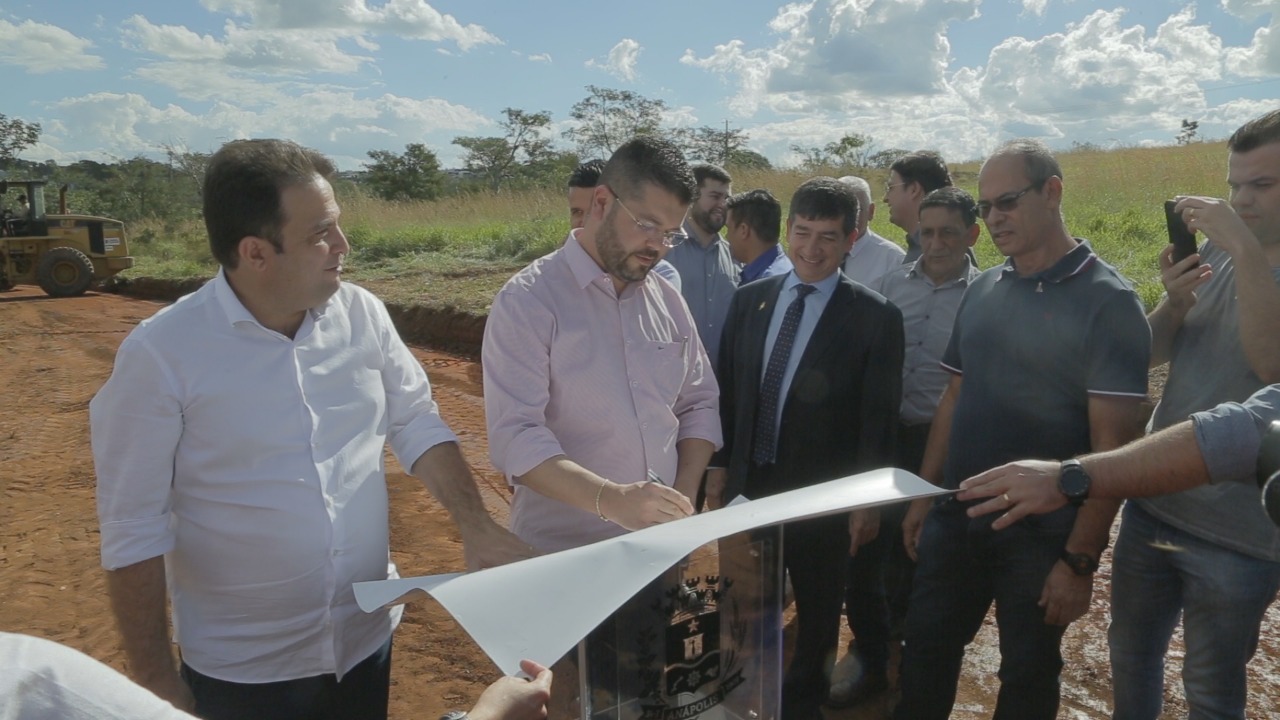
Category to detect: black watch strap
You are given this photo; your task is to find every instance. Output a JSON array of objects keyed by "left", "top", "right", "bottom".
[{"left": 1060, "top": 550, "right": 1099, "bottom": 576}]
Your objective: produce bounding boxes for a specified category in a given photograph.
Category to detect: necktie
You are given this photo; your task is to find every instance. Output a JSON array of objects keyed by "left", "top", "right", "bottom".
[{"left": 752, "top": 284, "right": 816, "bottom": 464}]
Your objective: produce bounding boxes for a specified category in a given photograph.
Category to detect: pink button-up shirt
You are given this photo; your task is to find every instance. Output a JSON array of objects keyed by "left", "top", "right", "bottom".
[{"left": 483, "top": 231, "right": 722, "bottom": 552}]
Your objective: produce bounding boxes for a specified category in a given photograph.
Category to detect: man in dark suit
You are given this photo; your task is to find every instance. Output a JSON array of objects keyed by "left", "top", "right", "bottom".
[{"left": 704, "top": 177, "right": 904, "bottom": 720}]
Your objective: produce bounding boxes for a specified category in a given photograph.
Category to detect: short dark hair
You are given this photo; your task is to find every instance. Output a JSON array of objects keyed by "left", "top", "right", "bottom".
[
  {"left": 1229, "top": 109, "right": 1280, "bottom": 153},
  {"left": 919, "top": 187, "right": 979, "bottom": 228},
  {"left": 726, "top": 189, "right": 781, "bottom": 245},
  {"left": 203, "top": 139, "right": 335, "bottom": 269},
  {"left": 692, "top": 163, "right": 732, "bottom": 188},
  {"left": 568, "top": 159, "right": 606, "bottom": 189},
  {"left": 788, "top": 177, "right": 859, "bottom": 237},
  {"left": 600, "top": 137, "right": 697, "bottom": 205},
  {"left": 890, "top": 151, "right": 952, "bottom": 193},
  {"left": 989, "top": 138, "right": 1062, "bottom": 187}
]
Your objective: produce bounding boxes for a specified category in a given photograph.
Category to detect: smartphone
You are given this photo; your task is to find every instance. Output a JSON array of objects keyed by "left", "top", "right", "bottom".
[{"left": 1164, "top": 200, "right": 1199, "bottom": 266}]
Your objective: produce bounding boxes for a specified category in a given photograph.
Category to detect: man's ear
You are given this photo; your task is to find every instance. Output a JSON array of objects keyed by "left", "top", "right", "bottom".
[
  {"left": 966, "top": 224, "right": 981, "bottom": 247},
  {"left": 237, "top": 235, "right": 274, "bottom": 271},
  {"left": 1043, "top": 176, "right": 1064, "bottom": 209},
  {"left": 592, "top": 184, "right": 614, "bottom": 219}
]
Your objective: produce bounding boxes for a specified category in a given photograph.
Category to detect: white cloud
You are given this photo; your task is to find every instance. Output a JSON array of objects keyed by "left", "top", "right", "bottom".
[
  {"left": 124, "top": 16, "right": 372, "bottom": 75},
  {"left": 201, "top": 0, "right": 500, "bottom": 51},
  {"left": 1225, "top": 19, "right": 1280, "bottom": 76},
  {"left": 1022, "top": 0, "right": 1049, "bottom": 16},
  {"left": 682, "top": 0, "right": 981, "bottom": 115},
  {"left": 0, "top": 19, "right": 104, "bottom": 73},
  {"left": 587, "top": 38, "right": 642, "bottom": 82},
  {"left": 41, "top": 89, "right": 491, "bottom": 167},
  {"left": 684, "top": 4, "right": 1244, "bottom": 163},
  {"left": 528, "top": 52, "right": 552, "bottom": 64}
]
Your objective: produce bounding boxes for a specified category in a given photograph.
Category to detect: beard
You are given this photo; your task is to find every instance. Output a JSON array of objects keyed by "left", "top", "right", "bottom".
[
  {"left": 692, "top": 204, "right": 725, "bottom": 235},
  {"left": 596, "top": 212, "right": 658, "bottom": 285}
]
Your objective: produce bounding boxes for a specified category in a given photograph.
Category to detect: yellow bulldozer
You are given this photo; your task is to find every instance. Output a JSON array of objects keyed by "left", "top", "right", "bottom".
[{"left": 0, "top": 179, "right": 134, "bottom": 297}]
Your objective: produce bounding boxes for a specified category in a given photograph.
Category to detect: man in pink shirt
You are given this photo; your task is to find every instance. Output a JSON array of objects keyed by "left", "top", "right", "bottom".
[{"left": 482, "top": 136, "right": 722, "bottom": 553}]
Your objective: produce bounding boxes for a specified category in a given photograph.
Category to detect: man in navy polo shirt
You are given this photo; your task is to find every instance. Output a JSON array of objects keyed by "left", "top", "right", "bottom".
[{"left": 894, "top": 139, "right": 1151, "bottom": 720}]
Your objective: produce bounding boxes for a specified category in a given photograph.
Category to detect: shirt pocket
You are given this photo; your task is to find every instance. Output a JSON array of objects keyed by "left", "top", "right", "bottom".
[{"left": 640, "top": 338, "right": 689, "bottom": 407}]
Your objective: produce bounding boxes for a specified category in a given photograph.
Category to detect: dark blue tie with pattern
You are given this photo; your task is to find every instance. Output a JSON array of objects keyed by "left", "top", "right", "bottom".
[{"left": 752, "top": 284, "right": 816, "bottom": 465}]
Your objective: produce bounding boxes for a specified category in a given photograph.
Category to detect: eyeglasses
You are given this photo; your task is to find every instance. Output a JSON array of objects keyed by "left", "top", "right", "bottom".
[
  {"left": 977, "top": 184, "right": 1039, "bottom": 219},
  {"left": 885, "top": 181, "right": 907, "bottom": 194},
  {"left": 613, "top": 196, "right": 688, "bottom": 248}
]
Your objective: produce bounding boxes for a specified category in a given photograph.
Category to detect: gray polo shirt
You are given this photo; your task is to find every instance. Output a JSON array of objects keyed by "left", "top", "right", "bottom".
[
  {"left": 941, "top": 241, "right": 1151, "bottom": 492},
  {"left": 874, "top": 258, "right": 979, "bottom": 425},
  {"left": 666, "top": 223, "right": 740, "bottom": 365}
]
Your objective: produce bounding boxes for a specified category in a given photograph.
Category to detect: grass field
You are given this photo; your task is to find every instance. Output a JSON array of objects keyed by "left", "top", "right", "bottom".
[{"left": 126, "top": 140, "right": 1232, "bottom": 314}]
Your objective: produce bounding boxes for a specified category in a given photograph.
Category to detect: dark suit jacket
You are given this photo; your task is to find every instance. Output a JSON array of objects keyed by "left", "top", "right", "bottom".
[{"left": 714, "top": 273, "right": 905, "bottom": 501}]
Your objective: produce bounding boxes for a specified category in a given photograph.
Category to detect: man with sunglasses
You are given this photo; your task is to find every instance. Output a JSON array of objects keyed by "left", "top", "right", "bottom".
[
  {"left": 483, "top": 136, "right": 720, "bottom": 554},
  {"left": 894, "top": 140, "right": 1151, "bottom": 720}
]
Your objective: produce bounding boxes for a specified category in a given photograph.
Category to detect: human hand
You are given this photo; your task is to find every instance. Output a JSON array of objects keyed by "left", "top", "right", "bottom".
[
  {"left": 1038, "top": 561, "right": 1092, "bottom": 626},
  {"left": 958, "top": 460, "right": 1065, "bottom": 530},
  {"left": 1175, "top": 195, "right": 1256, "bottom": 259},
  {"left": 602, "top": 481, "right": 694, "bottom": 530},
  {"left": 461, "top": 521, "right": 540, "bottom": 571},
  {"left": 1157, "top": 243, "right": 1212, "bottom": 314},
  {"left": 848, "top": 508, "right": 880, "bottom": 557},
  {"left": 703, "top": 469, "right": 728, "bottom": 511},
  {"left": 901, "top": 498, "right": 932, "bottom": 562},
  {"left": 469, "top": 659, "right": 553, "bottom": 720}
]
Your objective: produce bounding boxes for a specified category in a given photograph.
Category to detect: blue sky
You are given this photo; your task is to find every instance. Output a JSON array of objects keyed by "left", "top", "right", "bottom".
[{"left": 3, "top": 0, "right": 1278, "bottom": 170}]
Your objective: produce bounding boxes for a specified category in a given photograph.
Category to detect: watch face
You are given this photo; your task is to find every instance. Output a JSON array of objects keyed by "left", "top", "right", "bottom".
[{"left": 1060, "top": 462, "right": 1089, "bottom": 499}]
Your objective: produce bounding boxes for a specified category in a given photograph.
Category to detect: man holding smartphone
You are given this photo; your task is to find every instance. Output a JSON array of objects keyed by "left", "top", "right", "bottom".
[{"left": 1106, "top": 108, "right": 1280, "bottom": 719}]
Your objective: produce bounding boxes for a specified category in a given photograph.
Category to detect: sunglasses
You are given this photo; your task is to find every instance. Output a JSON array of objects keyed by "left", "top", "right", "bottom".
[{"left": 977, "top": 184, "right": 1041, "bottom": 219}]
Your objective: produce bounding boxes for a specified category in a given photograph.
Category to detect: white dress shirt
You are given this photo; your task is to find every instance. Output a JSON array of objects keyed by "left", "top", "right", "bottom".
[
  {"left": 842, "top": 228, "right": 906, "bottom": 285},
  {"left": 92, "top": 273, "right": 457, "bottom": 682}
]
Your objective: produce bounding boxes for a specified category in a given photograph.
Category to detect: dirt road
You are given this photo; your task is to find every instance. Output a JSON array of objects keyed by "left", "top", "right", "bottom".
[{"left": 1, "top": 286, "right": 1276, "bottom": 719}]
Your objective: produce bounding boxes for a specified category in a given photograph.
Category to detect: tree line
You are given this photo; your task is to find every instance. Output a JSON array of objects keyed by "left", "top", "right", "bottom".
[{"left": 0, "top": 86, "right": 912, "bottom": 221}]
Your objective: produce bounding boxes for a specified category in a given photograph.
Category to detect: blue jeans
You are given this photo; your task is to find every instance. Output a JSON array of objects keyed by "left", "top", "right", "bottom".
[
  {"left": 181, "top": 636, "right": 393, "bottom": 720},
  {"left": 895, "top": 499, "right": 1071, "bottom": 720},
  {"left": 1108, "top": 503, "right": 1280, "bottom": 720}
]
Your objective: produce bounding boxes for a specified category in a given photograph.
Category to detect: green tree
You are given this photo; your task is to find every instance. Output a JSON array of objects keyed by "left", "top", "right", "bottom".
[
  {"left": 362, "top": 143, "right": 444, "bottom": 201},
  {"left": 680, "top": 124, "right": 751, "bottom": 166},
  {"left": 790, "top": 132, "right": 878, "bottom": 170},
  {"left": 726, "top": 148, "right": 773, "bottom": 171},
  {"left": 563, "top": 85, "right": 666, "bottom": 158},
  {"left": 1176, "top": 119, "right": 1199, "bottom": 146},
  {"left": 0, "top": 114, "right": 41, "bottom": 163},
  {"left": 452, "top": 108, "right": 553, "bottom": 192},
  {"left": 865, "top": 147, "right": 910, "bottom": 169}
]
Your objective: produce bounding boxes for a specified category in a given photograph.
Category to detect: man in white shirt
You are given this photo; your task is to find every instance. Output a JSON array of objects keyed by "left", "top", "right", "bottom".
[
  {"left": 91, "top": 139, "right": 534, "bottom": 720},
  {"left": 837, "top": 175, "right": 906, "bottom": 284},
  {"left": 0, "top": 632, "right": 552, "bottom": 720}
]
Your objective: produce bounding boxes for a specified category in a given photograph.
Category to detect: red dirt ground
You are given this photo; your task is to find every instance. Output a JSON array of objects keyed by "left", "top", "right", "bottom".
[{"left": 0, "top": 286, "right": 1276, "bottom": 719}]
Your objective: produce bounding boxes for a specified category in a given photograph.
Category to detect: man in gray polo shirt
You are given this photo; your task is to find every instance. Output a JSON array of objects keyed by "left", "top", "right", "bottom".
[
  {"left": 665, "top": 163, "right": 739, "bottom": 364},
  {"left": 894, "top": 140, "right": 1151, "bottom": 720}
]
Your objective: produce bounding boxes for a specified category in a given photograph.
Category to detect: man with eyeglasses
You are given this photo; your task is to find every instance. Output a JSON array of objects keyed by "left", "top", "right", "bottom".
[
  {"left": 665, "top": 163, "right": 739, "bottom": 367},
  {"left": 709, "top": 177, "right": 903, "bottom": 720},
  {"left": 483, "top": 135, "right": 720, "bottom": 553},
  {"left": 893, "top": 139, "right": 1151, "bottom": 720},
  {"left": 883, "top": 151, "right": 953, "bottom": 263},
  {"left": 568, "top": 159, "right": 682, "bottom": 290}
]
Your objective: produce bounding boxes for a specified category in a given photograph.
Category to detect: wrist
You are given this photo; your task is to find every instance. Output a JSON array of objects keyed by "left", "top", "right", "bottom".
[
  {"left": 595, "top": 480, "right": 615, "bottom": 522},
  {"left": 1059, "top": 550, "right": 1100, "bottom": 576}
]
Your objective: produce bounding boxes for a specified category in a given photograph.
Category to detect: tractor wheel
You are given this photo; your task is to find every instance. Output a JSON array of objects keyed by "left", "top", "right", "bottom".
[{"left": 36, "top": 247, "right": 95, "bottom": 297}]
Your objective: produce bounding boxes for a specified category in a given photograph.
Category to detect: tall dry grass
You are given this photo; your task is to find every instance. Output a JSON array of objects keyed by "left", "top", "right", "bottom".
[{"left": 127, "top": 140, "right": 1236, "bottom": 310}]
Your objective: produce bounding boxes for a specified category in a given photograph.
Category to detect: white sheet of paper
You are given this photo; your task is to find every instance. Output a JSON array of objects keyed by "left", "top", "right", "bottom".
[{"left": 355, "top": 468, "right": 947, "bottom": 674}]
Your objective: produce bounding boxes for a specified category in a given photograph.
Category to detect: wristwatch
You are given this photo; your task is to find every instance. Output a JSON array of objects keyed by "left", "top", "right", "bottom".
[
  {"left": 439, "top": 712, "right": 468, "bottom": 720},
  {"left": 1058, "top": 459, "right": 1091, "bottom": 507},
  {"left": 1060, "top": 550, "right": 1100, "bottom": 576}
]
